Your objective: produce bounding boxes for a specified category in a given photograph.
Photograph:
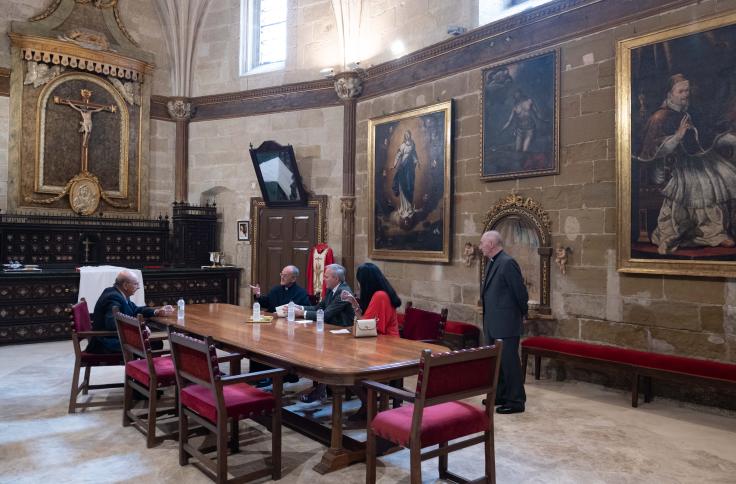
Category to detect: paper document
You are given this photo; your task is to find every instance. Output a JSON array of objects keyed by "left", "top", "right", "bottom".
[
  {"left": 330, "top": 329, "right": 351, "bottom": 334},
  {"left": 294, "top": 320, "right": 313, "bottom": 324}
]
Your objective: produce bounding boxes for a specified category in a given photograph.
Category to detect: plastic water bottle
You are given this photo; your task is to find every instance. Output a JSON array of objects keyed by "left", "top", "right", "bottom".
[
  {"left": 316, "top": 308, "right": 324, "bottom": 332},
  {"left": 252, "top": 301, "right": 261, "bottom": 321},
  {"left": 177, "top": 298, "right": 185, "bottom": 320},
  {"left": 287, "top": 301, "right": 295, "bottom": 322}
]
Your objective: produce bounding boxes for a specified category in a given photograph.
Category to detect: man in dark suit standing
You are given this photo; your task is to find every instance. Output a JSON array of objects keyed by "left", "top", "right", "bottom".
[
  {"left": 479, "top": 230, "right": 529, "bottom": 414},
  {"left": 295, "top": 263, "right": 354, "bottom": 326},
  {"left": 86, "top": 270, "right": 173, "bottom": 353}
]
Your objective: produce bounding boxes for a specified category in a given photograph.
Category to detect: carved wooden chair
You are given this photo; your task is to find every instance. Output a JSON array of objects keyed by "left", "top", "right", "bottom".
[
  {"left": 114, "top": 309, "right": 177, "bottom": 447},
  {"left": 68, "top": 297, "right": 125, "bottom": 413},
  {"left": 168, "top": 327, "right": 286, "bottom": 483},
  {"left": 364, "top": 344, "right": 503, "bottom": 484},
  {"left": 400, "top": 301, "right": 448, "bottom": 345}
]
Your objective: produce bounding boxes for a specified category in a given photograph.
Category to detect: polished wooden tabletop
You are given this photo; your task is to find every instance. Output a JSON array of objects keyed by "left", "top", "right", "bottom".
[{"left": 151, "top": 303, "right": 447, "bottom": 383}]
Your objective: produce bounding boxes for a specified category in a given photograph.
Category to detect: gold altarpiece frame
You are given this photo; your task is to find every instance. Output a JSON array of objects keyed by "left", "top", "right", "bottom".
[{"left": 7, "top": 1, "right": 154, "bottom": 216}]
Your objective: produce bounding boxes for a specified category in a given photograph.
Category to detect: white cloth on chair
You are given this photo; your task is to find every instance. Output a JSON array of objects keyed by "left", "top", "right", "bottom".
[{"left": 78, "top": 266, "right": 145, "bottom": 310}]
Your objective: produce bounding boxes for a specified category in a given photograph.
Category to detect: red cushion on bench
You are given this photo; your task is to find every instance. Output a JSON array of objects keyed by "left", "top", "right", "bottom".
[
  {"left": 522, "top": 336, "right": 736, "bottom": 382},
  {"left": 444, "top": 321, "right": 481, "bottom": 336}
]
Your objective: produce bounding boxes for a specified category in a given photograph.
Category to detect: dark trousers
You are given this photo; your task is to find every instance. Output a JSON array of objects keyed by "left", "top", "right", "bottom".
[{"left": 491, "top": 335, "right": 526, "bottom": 409}]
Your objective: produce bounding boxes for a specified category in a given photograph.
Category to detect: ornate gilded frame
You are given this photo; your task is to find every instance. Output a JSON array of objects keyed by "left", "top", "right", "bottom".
[
  {"left": 35, "top": 72, "right": 130, "bottom": 197},
  {"left": 616, "top": 12, "right": 736, "bottom": 278},
  {"left": 367, "top": 101, "right": 452, "bottom": 263},
  {"left": 481, "top": 194, "right": 552, "bottom": 315},
  {"left": 480, "top": 49, "right": 559, "bottom": 181}
]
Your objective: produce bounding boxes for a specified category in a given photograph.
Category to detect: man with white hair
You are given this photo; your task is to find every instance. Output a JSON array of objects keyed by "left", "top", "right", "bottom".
[
  {"left": 86, "top": 270, "right": 173, "bottom": 353},
  {"left": 250, "top": 264, "right": 310, "bottom": 312},
  {"left": 479, "top": 230, "right": 528, "bottom": 414},
  {"left": 295, "top": 264, "right": 354, "bottom": 326}
]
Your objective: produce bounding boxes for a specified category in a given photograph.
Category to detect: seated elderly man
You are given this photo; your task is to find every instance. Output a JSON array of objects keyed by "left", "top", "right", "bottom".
[
  {"left": 250, "top": 264, "right": 310, "bottom": 312},
  {"left": 249, "top": 264, "right": 310, "bottom": 385},
  {"left": 294, "top": 263, "right": 355, "bottom": 326},
  {"left": 294, "top": 263, "right": 355, "bottom": 403},
  {"left": 86, "top": 270, "right": 173, "bottom": 354}
]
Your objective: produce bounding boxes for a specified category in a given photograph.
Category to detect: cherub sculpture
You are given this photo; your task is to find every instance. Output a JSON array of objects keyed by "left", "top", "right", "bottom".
[
  {"left": 463, "top": 242, "right": 478, "bottom": 267},
  {"left": 555, "top": 245, "right": 571, "bottom": 275}
]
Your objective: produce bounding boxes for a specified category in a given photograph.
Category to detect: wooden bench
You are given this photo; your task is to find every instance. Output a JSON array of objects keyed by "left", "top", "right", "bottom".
[{"left": 521, "top": 336, "right": 736, "bottom": 407}]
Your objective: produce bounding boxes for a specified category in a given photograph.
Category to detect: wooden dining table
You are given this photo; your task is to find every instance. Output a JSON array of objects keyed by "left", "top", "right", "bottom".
[{"left": 150, "top": 303, "right": 448, "bottom": 473}]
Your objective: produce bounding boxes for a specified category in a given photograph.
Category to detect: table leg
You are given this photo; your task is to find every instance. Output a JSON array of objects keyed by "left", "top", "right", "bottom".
[{"left": 313, "top": 385, "right": 363, "bottom": 474}]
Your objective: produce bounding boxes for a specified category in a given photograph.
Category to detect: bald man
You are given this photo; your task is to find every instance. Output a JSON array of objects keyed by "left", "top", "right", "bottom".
[
  {"left": 250, "top": 265, "right": 310, "bottom": 312},
  {"left": 479, "top": 230, "right": 529, "bottom": 414},
  {"left": 86, "top": 270, "right": 173, "bottom": 354}
]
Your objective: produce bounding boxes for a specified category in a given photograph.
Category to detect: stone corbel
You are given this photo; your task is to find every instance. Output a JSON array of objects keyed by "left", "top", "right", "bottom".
[
  {"left": 340, "top": 196, "right": 356, "bottom": 215},
  {"left": 334, "top": 71, "right": 363, "bottom": 100},
  {"left": 166, "top": 98, "right": 194, "bottom": 121}
]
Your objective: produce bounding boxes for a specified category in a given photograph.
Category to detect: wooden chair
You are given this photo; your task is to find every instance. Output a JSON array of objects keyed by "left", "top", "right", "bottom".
[
  {"left": 114, "top": 309, "right": 177, "bottom": 447},
  {"left": 400, "top": 301, "right": 448, "bottom": 345},
  {"left": 364, "top": 344, "right": 503, "bottom": 484},
  {"left": 168, "top": 327, "right": 286, "bottom": 483},
  {"left": 68, "top": 298, "right": 125, "bottom": 413}
]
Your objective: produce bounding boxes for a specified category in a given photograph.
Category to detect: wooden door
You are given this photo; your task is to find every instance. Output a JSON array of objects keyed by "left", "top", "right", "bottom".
[{"left": 255, "top": 206, "right": 316, "bottom": 290}]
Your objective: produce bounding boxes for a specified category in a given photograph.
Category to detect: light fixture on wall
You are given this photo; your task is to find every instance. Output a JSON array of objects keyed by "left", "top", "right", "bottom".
[
  {"left": 447, "top": 25, "right": 467, "bottom": 36},
  {"left": 320, "top": 67, "right": 335, "bottom": 78},
  {"left": 390, "top": 40, "right": 406, "bottom": 57},
  {"left": 347, "top": 61, "right": 362, "bottom": 72}
]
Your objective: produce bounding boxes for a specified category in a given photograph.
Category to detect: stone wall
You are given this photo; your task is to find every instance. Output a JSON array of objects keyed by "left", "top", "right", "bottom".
[
  {"left": 187, "top": 106, "right": 344, "bottom": 301},
  {"left": 148, "top": 119, "right": 176, "bottom": 218},
  {"left": 191, "top": 0, "right": 475, "bottom": 95},
  {"left": 354, "top": 1, "right": 736, "bottom": 364}
]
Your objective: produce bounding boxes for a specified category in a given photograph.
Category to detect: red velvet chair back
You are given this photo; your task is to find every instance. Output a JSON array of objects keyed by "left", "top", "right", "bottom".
[
  {"left": 72, "top": 298, "right": 92, "bottom": 333},
  {"left": 415, "top": 344, "right": 502, "bottom": 405},
  {"left": 114, "top": 310, "right": 150, "bottom": 363},
  {"left": 168, "top": 329, "right": 220, "bottom": 389},
  {"left": 401, "top": 301, "right": 448, "bottom": 341}
]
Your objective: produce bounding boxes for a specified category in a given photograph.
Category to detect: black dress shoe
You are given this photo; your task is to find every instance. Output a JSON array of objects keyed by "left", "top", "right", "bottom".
[
  {"left": 299, "top": 385, "right": 327, "bottom": 403},
  {"left": 495, "top": 405, "right": 524, "bottom": 414},
  {"left": 482, "top": 399, "right": 505, "bottom": 406},
  {"left": 254, "top": 378, "right": 272, "bottom": 388}
]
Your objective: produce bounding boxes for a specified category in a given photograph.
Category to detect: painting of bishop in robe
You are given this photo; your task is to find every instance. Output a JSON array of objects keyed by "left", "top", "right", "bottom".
[{"left": 628, "top": 18, "right": 736, "bottom": 265}]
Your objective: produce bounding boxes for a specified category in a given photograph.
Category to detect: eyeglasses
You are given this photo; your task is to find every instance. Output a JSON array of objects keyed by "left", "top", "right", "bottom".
[{"left": 280, "top": 272, "right": 292, "bottom": 277}]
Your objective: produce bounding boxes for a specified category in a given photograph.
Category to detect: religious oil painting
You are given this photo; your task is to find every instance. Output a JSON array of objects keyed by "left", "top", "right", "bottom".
[
  {"left": 368, "top": 101, "right": 452, "bottom": 262},
  {"left": 617, "top": 13, "right": 736, "bottom": 277},
  {"left": 480, "top": 50, "right": 559, "bottom": 181}
]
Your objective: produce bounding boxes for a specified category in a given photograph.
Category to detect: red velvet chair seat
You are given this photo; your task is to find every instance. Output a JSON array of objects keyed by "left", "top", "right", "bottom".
[
  {"left": 522, "top": 336, "right": 736, "bottom": 382},
  {"left": 181, "top": 383, "right": 275, "bottom": 423},
  {"left": 125, "top": 356, "right": 177, "bottom": 387},
  {"left": 371, "top": 401, "right": 489, "bottom": 447},
  {"left": 444, "top": 321, "right": 480, "bottom": 336},
  {"left": 80, "top": 352, "right": 125, "bottom": 365}
]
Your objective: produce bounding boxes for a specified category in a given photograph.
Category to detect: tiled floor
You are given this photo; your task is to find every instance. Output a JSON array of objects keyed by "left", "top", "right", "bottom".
[{"left": 1, "top": 340, "right": 735, "bottom": 483}]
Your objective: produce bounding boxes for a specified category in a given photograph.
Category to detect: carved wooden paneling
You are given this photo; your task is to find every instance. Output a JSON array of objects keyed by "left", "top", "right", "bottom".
[
  {"left": 0, "top": 212, "right": 169, "bottom": 268},
  {"left": 0, "top": 267, "right": 241, "bottom": 344}
]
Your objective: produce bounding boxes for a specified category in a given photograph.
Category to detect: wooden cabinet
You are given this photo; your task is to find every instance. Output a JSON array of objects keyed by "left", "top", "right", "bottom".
[{"left": 0, "top": 268, "right": 240, "bottom": 344}]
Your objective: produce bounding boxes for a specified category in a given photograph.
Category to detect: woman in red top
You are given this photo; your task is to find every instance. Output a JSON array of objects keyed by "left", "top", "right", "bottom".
[
  {"left": 343, "top": 262, "right": 402, "bottom": 336},
  {"left": 340, "top": 262, "right": 402, "bottom": 421}
]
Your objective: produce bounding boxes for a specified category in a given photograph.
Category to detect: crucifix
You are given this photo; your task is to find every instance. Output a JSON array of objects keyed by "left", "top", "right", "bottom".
[
  {"left": 81, "top": 236, "right": 94, "bottom": 263},
  {"left": 53, "top": 89, "right": 116, "bottom": 172}
]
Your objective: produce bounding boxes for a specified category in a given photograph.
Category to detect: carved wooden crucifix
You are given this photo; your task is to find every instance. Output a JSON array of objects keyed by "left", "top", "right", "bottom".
[{"left": 53, "top": 89, "right": 116, "bottom": 172}]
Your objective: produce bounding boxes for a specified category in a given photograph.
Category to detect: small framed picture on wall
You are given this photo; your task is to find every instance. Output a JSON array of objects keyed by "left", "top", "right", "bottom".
[{"left": 237, "top": 220, "right": 250, "bottom": 241}]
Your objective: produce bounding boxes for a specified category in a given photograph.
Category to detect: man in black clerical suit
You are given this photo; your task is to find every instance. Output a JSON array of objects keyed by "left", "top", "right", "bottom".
[
  {"left": 295, "top": 263, "right": 354, "bottom": 326},
  {"left": 479, "top": 230, "right": 529, "bottom": 414},
  {"left": 86, "top": 270, "right": 173, "bottom": 354},
  {"left": 250, "top": 265, "right": 310, "bottom": 312}
]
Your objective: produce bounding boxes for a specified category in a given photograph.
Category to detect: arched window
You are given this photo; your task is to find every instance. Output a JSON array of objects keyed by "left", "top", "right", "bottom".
[{"left": 240, "top": 0, "right": 287, "bottom": 75}]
